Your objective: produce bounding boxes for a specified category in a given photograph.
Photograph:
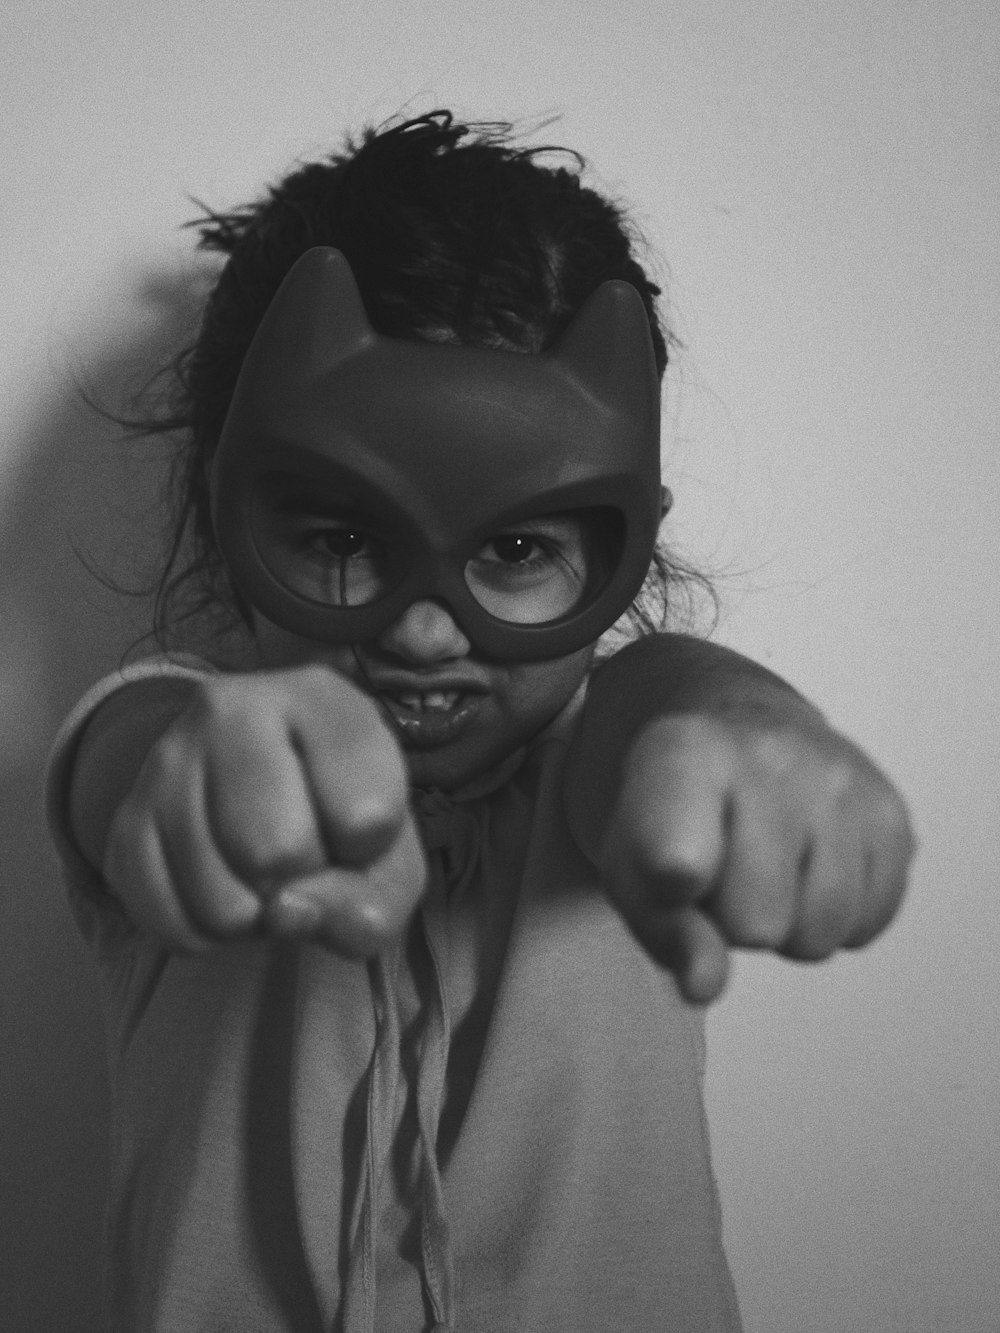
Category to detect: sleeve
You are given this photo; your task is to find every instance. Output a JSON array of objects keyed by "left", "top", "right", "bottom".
[
  {"left": 44, "top": 654, "right": 218, "bottom": 948},
  {"left": 562, "top": 632, "right": 821, "bottom": 864}
]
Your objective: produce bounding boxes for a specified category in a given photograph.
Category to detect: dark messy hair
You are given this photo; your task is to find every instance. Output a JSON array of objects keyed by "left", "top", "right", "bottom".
[{"left": 132, "top": 110, "right": 709, "bottom": 651}]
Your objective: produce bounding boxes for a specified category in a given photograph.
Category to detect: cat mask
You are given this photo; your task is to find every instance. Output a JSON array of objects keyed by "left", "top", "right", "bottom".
[{"left": 210, "top": 247, "right": 662, "bottom": 660}]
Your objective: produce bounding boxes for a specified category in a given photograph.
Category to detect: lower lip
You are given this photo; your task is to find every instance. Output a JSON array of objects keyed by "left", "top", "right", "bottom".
[{"left": 378, "top": 694, "right": 483, "bottom": 748}]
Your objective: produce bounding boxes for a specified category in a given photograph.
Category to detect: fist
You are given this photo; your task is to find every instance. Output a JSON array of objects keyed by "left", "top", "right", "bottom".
[
  {"left": 600, "top": 713, "right": 915, "bottom": 1003},
  {"left": 103, "top": 665, "right": 426, "bottom": 954}
]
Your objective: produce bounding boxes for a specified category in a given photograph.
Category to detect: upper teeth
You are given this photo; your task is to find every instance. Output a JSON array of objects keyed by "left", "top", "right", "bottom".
[{"left": 393, "top": 690, "right": 460, "bottom": 712}]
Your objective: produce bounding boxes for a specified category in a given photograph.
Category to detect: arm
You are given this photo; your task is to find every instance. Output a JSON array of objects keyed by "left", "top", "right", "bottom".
[
  {"left": 64, "top": 665, "right": 426, "bottom": 954},
  {"left": 564, "top": 634, "right": 915, "bottom": 1002},
  {"left": 69, "top": 675, "right": 204, "bottom": 875}
]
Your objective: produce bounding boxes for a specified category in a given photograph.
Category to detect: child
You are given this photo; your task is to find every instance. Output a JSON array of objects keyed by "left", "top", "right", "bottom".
[{"left": 47, "top": 112, "right": 913, "bottom": 1332}]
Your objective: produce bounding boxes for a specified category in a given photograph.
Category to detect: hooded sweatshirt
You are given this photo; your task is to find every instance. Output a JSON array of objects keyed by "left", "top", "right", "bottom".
[{"left": 46, "top": 657, "right": 743, "bottom": 1332}]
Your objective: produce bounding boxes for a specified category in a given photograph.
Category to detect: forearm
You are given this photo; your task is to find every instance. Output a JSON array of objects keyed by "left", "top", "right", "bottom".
[
  {"left": 67, "top": 676, "right": 202, "bottom": 873},
  {"left": 564, "top": 633, "right": 825, "bottom": 862}
]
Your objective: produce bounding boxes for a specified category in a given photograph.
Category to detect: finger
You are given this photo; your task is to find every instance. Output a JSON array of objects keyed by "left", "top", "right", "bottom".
[
  {"left": 707, "top": 784, "right": 802, "bottom": 951},
  {"left": 264, "top": 809, "right": 427, "bottom": 956},
  {"left": 103, "top": 799, "right": 213, "bottom": 952},
  {"left": 155, "top": 760, "right": 264, "bottom": 938},
  {"left": 626, "top": 904, "right": 731, "bottom": 1004},
  {"left": 201, "top": 716, "right": 329, "bottom": 885},
  {"left": 846, "top": 789, "right": 916, "bottom": 947},
  {"left": 605, "top": 717, "right": 731, "bottom": 914},
  {"left": 784, "top": 818, "right": 864, "bottom": 960},
  {"left": 295, "top": 698, "right": 410, "bottom": 867}
]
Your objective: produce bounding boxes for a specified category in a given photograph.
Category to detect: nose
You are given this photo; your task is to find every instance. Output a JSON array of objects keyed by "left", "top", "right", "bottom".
[{"left": 376, "top": 599, "right": 472, "bottom": 664}]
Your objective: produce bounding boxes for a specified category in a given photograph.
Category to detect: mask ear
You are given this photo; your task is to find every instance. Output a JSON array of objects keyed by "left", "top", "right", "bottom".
[
  {"left": 548, "top": 280, "right": 659, "bottom": 409},
  {"left": 242, "top": 246, "right": 377, "bottom": 388}
]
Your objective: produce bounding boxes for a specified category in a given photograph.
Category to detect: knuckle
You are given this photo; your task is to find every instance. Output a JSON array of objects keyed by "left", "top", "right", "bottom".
[
  {"left": 630, "top": 714, "right": 730, "bottom": 777},
  {"left": 138, "top": 729, "right": 191, "bottom": 792},
  {"left": 188, "top": 672, "right": 303, "bottom": 744},
  {"left": 869, "top": 786, "right": 917, "bottom": 855},
  {"left": 713, "top": 896, "right": 790, "bottom": 951},
  {"left": 183, "top": 675, "right": 250, "bottom": 729},
  {"left": 286, "top": 662, "right": 349, "bottom": 716},
  {"left": 344, "top": 784, "right": 405, "bottom": 836},
  {"left": 818, "top": 756, "right": 859, "bottom": 805},
  {"left": 743, "top": 726, "right": 806, "bottom": 782},
  {"left": 287, "top": 662, "right": 331, "bottom": 690},
  {"left": 245, "top": 831, "right": 318, "bottom": 885},
  {"left": 209, "top": 785, "right": 324, "bottom": 882},
  {"left": 793, "top": 895, "right": 855, "bottom": 959},
  {"left": 668, "top": 714, "right": 735, "bottom": 766},
  {"left": 746, "top": 728, "right": 857, "bottom": 807},
  {"left": 291, "top": 662, "right": 374, "bottom": 722},
  {"left": 321, "top": 786, "right": 410, "bottom": 868}
]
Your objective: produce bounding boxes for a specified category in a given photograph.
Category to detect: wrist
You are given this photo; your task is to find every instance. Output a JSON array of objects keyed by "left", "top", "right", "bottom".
[{"left": 564, "top": 633, "right": 822, "bottom": 861}]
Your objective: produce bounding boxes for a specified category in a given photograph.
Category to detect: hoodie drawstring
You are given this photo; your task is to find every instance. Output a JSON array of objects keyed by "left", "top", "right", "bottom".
[
  {"left": 341, "top": 791, "right": 481, "bottom": 1333},
  {"left": 341, "top": 951, "right": 402, "bottom": 1332},
  {"left": 414, "top": 902, "right": 455, "bottom": 1330}
]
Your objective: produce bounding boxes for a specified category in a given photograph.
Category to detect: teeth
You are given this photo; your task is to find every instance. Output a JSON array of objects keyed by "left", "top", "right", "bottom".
[
  {"left": 391, "top": 690, "right": 461, "bottom": 712},
  {"left": 424, "top": 691, "right": 460, "bottom": 711}
]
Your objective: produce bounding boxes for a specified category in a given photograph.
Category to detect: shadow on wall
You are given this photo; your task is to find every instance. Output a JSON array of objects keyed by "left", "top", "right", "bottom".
[{"left": 0, "top": 258, "right": 214, "bottom": 1331}]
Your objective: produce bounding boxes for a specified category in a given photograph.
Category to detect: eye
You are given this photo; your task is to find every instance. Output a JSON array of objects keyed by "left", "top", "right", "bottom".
[
  {"left": 250, "top": 487, "right": 396, "bottom": 607},
  {"left": 314, "top": 526, "right": 376, "bottom": 560},
  {"left": 464, "top": 514, "right": 595, "bottom": 624},
  {"left": 486, "top": 533, "right": 546, "bottom": 564}
]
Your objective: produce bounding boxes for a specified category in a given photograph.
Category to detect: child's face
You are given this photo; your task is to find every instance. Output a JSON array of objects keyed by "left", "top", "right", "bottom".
[
  {"left": 212, "top": 250, "right": 662, "bottom": 665},
  {"left": 251, "top": 599, "right": 594, "bottom": 791}
]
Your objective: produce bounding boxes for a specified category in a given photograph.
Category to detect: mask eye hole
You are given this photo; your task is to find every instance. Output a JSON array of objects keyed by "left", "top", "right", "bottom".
[
  {"left": 464, "top": 509, "right": 620, "bottom": 625},
  {"left": 250, "top": 478, "right": 399, "bottom": 607}
]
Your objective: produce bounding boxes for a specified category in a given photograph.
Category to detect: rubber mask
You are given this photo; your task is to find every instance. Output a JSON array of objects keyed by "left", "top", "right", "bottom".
[{"left": 210, "top": 247, "right": 662, "bottom": 660}]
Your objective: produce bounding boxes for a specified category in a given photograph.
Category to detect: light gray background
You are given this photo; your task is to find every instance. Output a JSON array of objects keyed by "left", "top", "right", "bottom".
[{"left": 1, "top": 1, "right": 997, "bottom": 1329}]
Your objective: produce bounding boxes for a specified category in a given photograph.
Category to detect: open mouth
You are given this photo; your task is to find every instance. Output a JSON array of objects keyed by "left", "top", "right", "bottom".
[
  {"left": 378, "top": 689, "right": 483, "bottom": 746},
  {"left": 385, "top": 689, "right": 462, "bottom": 712}
]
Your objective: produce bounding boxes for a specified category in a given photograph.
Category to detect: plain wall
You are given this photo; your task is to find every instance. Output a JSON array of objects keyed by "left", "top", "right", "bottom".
[{"left": 2, "top": 1, "right": 997, "bottom": 1328}]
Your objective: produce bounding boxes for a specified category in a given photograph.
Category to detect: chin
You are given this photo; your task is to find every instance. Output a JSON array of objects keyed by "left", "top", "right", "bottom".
[
  {"left": 402, "top": 749, "right": 479, "bottom": 793},
  {"left": 399, "top": 729, "right": 519, "bottom": 793}
]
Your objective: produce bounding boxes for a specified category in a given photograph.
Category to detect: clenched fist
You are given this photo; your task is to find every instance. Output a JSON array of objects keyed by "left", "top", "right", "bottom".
[
  {"left": 600, "top": 711, "right": 914, "bottom": 1003},
  {"left": 98, "top": 665, "right": 427, "bottom": 954}
]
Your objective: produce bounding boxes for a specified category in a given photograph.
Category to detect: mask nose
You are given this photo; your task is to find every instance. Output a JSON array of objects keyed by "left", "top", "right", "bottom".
[{"left": 376, "top": 598, "right": 472, "bottom": 663}]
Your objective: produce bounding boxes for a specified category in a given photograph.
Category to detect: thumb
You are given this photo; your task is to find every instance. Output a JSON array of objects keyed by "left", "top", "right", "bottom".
[
  {"left": 630, "top": 904, "right": 731, "bottom": 1004},
  {"left": 262, "top": 811, "right": 427, "bottom": 956},
  {"left": 263, "top": 866, "right": 412, "bottom": 956}
]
